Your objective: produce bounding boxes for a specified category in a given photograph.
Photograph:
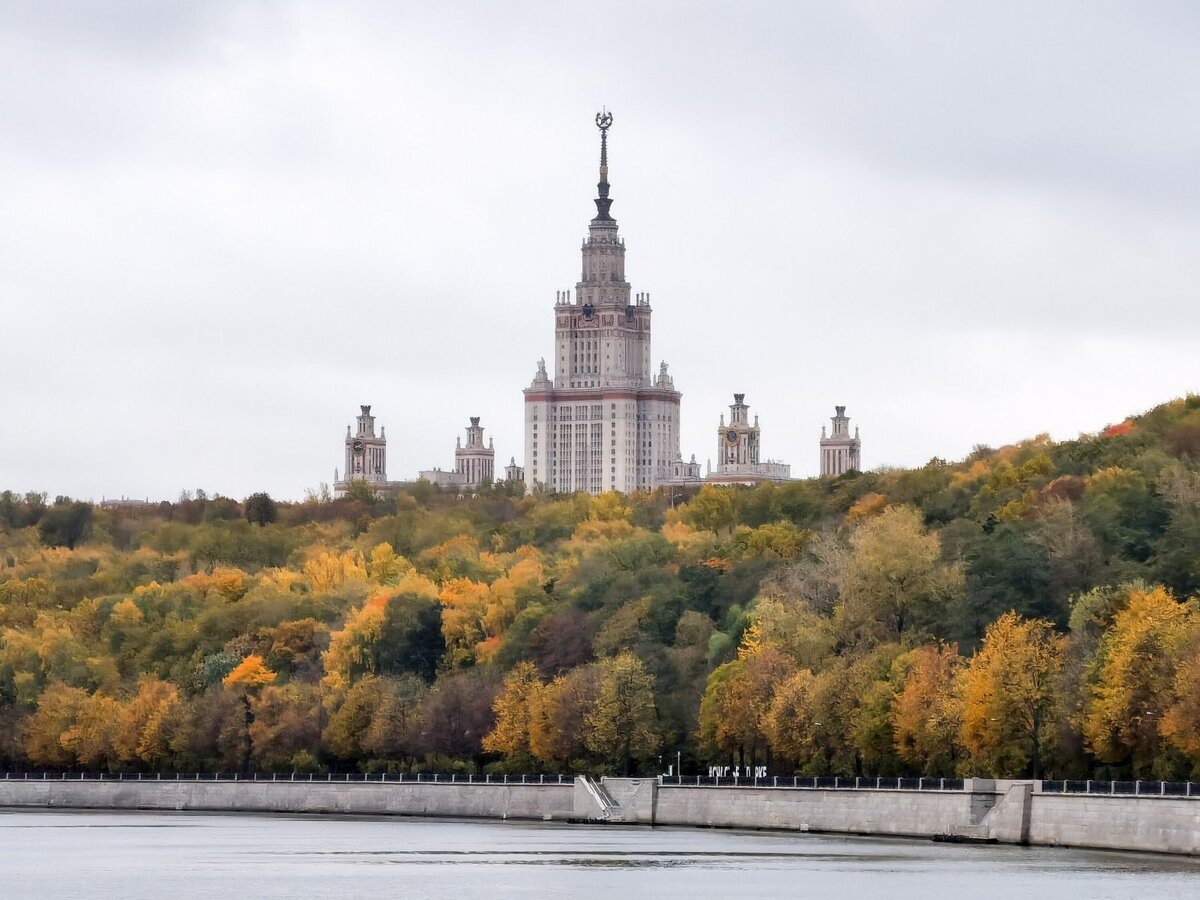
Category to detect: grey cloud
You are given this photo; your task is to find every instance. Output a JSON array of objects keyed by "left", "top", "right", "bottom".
[{"left": 1, "top": 1, "right": 1197, "bottom": 500}]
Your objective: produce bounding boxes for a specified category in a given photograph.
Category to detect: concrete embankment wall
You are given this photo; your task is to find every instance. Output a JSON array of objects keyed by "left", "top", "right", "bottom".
[
  {"left": 652, "top": 784, "right": 980, "bottom": 839},
  {"left": 1, "top": 778, "right": 1196, "bottom": 856},
  {"left": 608, "top": 778, "right": 1198, "bottom": 854},
  {"left": 1029, "top": 793, "right": 1200, "bottom": 856},
  {"left": 0, "top": 779, "right": 574, "bottom": 822}
]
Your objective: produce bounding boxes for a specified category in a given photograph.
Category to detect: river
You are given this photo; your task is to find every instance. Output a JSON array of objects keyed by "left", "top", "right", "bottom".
[{"left": 0, "top": 810, "right": 1196, "bottom": 899}]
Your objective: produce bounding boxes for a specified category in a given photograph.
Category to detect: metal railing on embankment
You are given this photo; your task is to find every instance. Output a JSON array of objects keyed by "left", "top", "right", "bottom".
[
  {"left": 6, "top": 771, "right": 1196, "bottom": 797},
  {"left": 1040, "top": 779, "right": 1198, "bottom": 797},
  {"left": 658, "top": 775, "right": 965, "bottom": 791},
  {"left": 1, "top": 771, "right": 573, "bottom": 786},
  {"left": 658, "top": 774, "right": 1200, "bottom": 797}
]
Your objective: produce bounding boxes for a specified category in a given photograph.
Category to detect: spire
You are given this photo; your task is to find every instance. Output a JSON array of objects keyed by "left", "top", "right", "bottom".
[{"left": 593, "top": 109, "right": 615, "bottom": 222}]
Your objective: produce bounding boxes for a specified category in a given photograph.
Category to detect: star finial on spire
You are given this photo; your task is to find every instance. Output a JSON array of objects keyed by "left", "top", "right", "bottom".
[{"left": 593, "top": 108, "right": 615, "bottom": 221}]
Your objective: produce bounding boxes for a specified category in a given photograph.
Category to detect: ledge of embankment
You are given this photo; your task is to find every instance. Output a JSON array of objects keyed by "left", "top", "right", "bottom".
[{"left": 1, "top": 775, "right": 1196, "bottom": 856}]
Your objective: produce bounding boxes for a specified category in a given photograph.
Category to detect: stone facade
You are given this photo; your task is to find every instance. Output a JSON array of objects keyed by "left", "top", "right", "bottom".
[
  {"left": 333, "top": 405, "right": 395, "bottom": 496},
  {"left": 504, "top": 457, "right": 525, "bottom": 483},
  {"left": 523, "top": 112, "right": 682, "bottom": 495},
  {"left": 455, "top": 417, "right": 494, "bottom": 487},
  {"left": 420, "top": 418, "right": 495, "bottom": 490},
  {"left": 669, "top": 454, "right": 703, "bottom": 484},
  {"left": 820, "top": 406, "right": 861, "bottom": 476},
  {"left": 706, "top": 394, "right": 792, "bottom": 485}
]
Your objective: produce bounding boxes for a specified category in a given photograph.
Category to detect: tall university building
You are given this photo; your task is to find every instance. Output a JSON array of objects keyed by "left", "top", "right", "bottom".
[
  {"left": 334, "top": 112, "right": 862, "bottom": 496},
  {"left": 522, "top": 111, "right": 683, "bottom": 495}
]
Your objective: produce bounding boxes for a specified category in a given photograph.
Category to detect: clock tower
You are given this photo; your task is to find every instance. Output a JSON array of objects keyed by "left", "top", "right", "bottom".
[
  {"left": 336, "top": 404, "right": 388, "bottom": 492},
  {"left": 717, "top": 394, "right": 760, "bottom": 467},
  {"left": 707, "top": 394, "right": 791, "bottom": 485}
]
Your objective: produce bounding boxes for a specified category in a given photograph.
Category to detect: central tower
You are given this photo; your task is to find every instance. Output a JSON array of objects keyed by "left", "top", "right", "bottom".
[{"left": 523, "top": 111, "right": 682, "bottom": 494}]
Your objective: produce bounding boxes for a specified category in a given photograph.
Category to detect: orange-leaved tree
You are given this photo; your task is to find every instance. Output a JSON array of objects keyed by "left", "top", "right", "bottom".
[{"left": 891, "top": 643, "right": 963, "bottom": 775}]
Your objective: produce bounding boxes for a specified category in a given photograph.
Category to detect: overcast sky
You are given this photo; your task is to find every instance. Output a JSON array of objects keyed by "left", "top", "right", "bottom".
[{"left": 2, "top": 1, "right": 1198, "bottom": 502}]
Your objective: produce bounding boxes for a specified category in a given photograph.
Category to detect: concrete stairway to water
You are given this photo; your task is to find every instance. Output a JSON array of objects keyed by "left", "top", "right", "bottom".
[
  {"left": 574, "top": 777, "right": 658, "bottom": 824},
  {"left": 574, "top": 776, "right": 620, "bottom": 821}
]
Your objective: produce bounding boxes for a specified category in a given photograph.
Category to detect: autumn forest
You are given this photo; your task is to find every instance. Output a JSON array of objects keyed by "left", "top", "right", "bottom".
[{"left": 4, "top": 397, "right": 1200, "bottom": 781}]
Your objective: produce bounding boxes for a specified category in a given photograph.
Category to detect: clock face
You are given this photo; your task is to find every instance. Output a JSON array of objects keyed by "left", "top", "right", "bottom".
[
  {"left": 726, "top": 430, "right": 738, "bottom": 444},
  {"left": 352, "top": 440, "right": 364, "bottom": 452}
]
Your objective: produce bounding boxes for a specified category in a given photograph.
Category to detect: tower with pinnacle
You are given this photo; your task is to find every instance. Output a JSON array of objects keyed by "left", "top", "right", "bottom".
[
  {"left": 454, "top": 417, "right": 495, "bottom": 487},
  {"left": 820, "top": 406, "right": 862, "bottom": 476},
  {"left": 333, "top": 404, "right": 388, "bottom": 495},
  {"left": 707, "top": 394, "right": 791, "bottom": 484},
  {"left": 523, "top": 111, "right": 682, "bottom": 494}
]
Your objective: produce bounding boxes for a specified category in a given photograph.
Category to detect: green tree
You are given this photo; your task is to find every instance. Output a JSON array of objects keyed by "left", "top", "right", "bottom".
[
  {"left": 837, "top": 505, "right": 963, "bottom": 647},
  {"left": 682, "top": 485, "right": 737, "bottom": 535},
  {"left": 37, "top": 501, "right": 93, "bottom": 549},
  {"left": 243, "top": 492, "right": 278, "bottom": 527}
]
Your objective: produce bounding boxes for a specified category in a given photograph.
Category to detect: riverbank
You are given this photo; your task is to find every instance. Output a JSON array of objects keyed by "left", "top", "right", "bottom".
[{"left": 1, "top": 775, "right": 1196, "bottom": 856}]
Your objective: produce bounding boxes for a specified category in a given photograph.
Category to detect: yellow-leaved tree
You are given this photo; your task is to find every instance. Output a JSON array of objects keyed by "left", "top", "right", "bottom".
[
  {"left": 223, "top": 654, "right": 277, "bottom": 690},
  {"left": 60, "top": 691, "right": 123, "bottom": 771},
  {"left": 482, "top": 661, "right": 544, "bottom": 768},
  {"left": 1082, "top": 585, "right": 1197, "bottom": 778},
  {"left": 479, "top": 553, "right": 544, "bottom": 663},
  {"left": 116, "top": 675, "right": 182, "bottom": 767},
  {"left": 25, "top": 682, "right": 88, "bottom": 768},
  {"left": 698, "top": 647, "right": 795, "bottom": 770},
  {"left": 762, "top": 668, "right": 817, "bottom": 766},
  {"left": 529, "top": 664, "right": 601, "bottom": 768},
  {"left": 438, "top": 577, "right": 491, "bottom": 667},
  {"left": 1160, "top": 628, "right": 1200, "bottom": 758},
  {"left": 303, "top": 550, "right": 367, "bottom": 592},
  {"left": 368, "top": 542, "right": 409, "bottom": 585},
  {"left": 959, "top": 612, "right": 1064, "bottom": 778}
]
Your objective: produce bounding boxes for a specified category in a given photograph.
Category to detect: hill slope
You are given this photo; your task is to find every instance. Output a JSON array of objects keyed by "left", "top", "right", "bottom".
[{"left": 2, "top": 395, "right": 1199, "bottom": 779}]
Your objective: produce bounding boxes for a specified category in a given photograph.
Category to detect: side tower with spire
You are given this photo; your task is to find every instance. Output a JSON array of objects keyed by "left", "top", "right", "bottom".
[
  {"left": 820, "top": 406, "right": 862, "bottom": 476},
  {"left": 455, "top": 417, "right": 495, "bottom": 487},
  {"left": 706, "top": 394, "right": 791, "bottom": 485},
  {"left": 333, "top": 404, "right": 389, "bottom": 495},
  {"left": 419, "top": 417, "right": 496, "bottom": 490},
  {"left": 523, "top": 111, "right": 682, "bottom": 494}
]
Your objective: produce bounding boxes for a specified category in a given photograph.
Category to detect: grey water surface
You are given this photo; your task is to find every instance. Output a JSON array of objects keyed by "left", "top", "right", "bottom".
[{"left": 0, "top": 810, "right": 1196, "bottom": 899}]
